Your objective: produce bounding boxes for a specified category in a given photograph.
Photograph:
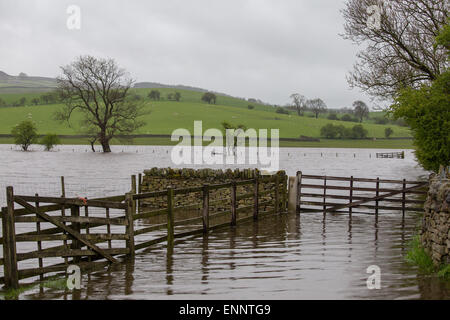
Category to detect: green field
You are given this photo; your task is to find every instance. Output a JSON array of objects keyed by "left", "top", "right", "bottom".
[{"left": 0, "top": 88, "right": 412, "bottom": 148}]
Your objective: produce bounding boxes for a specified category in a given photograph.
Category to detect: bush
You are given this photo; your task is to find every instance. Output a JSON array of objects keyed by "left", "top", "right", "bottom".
[
  {"left": 320, "top": 123, "right": 339, "bottom": 138},
  {"left": 40, "top": 133, "right": 61, "bottom": 151},
  {"left": 384, "top": 127, "right": 394, "bottom": 138},
  {"left": 341, "top": 114, "right": 354, "bottom": 122},
  {"left": 11, "top": 120, "right": 38, "bottom": 151},
  {"left": 374, "top": 117, "right": 388, "bottom": 124},
  {"left": 350, "top": 124, "right": 368, "bottom": 139},
  {"left": 390, "top": 71, "right": 450, "bottom": 172},
  {"left": 327, "top": 113, "right": 339, "bottom": 120},
  {"left": 248, "top": 105, "right": 255, "bottom": 110},
  {"left": 320, "top": 124, "right": 368, "bottom": 139},
  {"left": 275, "top": 107, "right": 289, "bottom": 115}
]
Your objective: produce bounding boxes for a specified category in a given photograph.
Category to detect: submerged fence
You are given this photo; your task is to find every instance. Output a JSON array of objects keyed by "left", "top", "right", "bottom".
[
  {"left": 0, "top": 173, "right": 288, "bottom": 289},
  {"left": 294, "top": 172, "right": 428, "bottom": 217}
]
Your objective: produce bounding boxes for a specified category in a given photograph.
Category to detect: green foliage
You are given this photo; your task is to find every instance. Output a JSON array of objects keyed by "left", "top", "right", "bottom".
[
  {"left": 384, "top": 127, "right": 394, "bottom": 138},
  {"left": 201, "top": 92, "right": 217, "bottom": 104},
  {"left": 11, "top": 120, "right": 38, "bottom": 151},
  {"left": 247, "top": 104, "right": 255, "bottom": 110},
  {"left": 351, "top": 124, "right": 368, "bottom": 139},
  {"left": 341, "top": 114, "right": 358, "bottom": 122},
  {"left": 148, "top": 90, "right": 160, "bottom": 101},
  {"left": 390, "top": 71, "right": 450, "bottom": 172},
  {"left": 405, "top": 236, "right": 435, "bottom": 274},
  {"left": 40, "top": 133, "right": 61, "bottom": 151},
  {"left": 320, "top": 123, "right": 368, "bottom": 139},
  {"left": 327, "top": 113, "right": 339, "bottom": 120},
  {"left": 275, "top": 107, "right": 289, "bottom": 115}
]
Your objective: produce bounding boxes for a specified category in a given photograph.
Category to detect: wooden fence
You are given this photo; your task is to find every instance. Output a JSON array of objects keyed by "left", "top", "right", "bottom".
[
  {"left": 376, "top": 151, "right": 405, "bottom": 159},
  {"left": 0, "top": 173, "right": 288, "bottom": 289},
  {"left": 295, "top": 172, "right": 427, "bottom": 217}
]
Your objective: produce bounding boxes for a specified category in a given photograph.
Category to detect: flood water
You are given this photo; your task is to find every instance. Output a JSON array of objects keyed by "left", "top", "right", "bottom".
[{"left": 0, "top": 144, "right": 449, "bottom": 300}]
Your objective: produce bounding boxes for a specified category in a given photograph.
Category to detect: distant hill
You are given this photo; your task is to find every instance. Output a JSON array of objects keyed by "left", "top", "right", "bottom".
[
  {"left": 0, "top": 71, "right": 57, "bottom": 93},
  {"left": 134, "top": 81, "right": 232, "bottom": 97}
]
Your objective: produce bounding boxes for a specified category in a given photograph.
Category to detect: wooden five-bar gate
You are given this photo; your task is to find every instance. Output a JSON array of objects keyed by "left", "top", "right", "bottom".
[
  {"left": 0, "top": 174, "right": 287, "bottom": 289},
  {"left": 294, "top": 171, "right": 428, "bottom": 217}
]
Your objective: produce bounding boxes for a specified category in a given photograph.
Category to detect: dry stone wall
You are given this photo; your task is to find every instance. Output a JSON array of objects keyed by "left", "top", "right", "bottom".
[
  {"left": 421, "top": 171, "right": 450, "bottom": 266},
  {"left": 139, "top": 168, "right": 287, "bottom": 213}
]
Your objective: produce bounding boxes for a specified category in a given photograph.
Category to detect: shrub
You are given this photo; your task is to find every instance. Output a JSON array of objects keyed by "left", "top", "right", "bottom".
[
  {"left": 350, "top": 124, "right": 368, "bottom": 139},
  {"left": 327, "top": 113, "right": 339, "bottom": 120},
  {"left": 390, "top": 71, "right": 450, "bottom": 172},
  {"left": 374, "top": 117, "right": 388, "bottom": 124},
  {"left": 40, "top": 133, "right": 61, "bottom": 151},
  {"left": 248, "top": 105, "right": 255, "bottom": 110},
  {"left": 384, "top": 127, "right": 394, "bottom": 138},
  {"left": 341, "top": 114, "right": 353, "bottom": 121},
  {"left": 11, "top": 120, "right": 38, "bottom": 151},
  {"left": 275, "top": 107, "right": 289, "bottom": 115}
]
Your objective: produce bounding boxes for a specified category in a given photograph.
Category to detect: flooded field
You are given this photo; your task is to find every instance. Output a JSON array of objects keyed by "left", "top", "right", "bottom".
[{"left": 0, "top": 145, "right": 448, "bottom": 299}]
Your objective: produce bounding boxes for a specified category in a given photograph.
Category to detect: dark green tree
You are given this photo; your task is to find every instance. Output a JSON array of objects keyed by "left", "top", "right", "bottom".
[{"left": 11, "top": 120, "right": 39, "bottom": 151}]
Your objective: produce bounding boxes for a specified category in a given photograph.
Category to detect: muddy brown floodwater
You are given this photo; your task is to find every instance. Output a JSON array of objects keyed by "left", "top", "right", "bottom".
[{"left": 0, "top": 145, "right": 448, "bottom": 299}]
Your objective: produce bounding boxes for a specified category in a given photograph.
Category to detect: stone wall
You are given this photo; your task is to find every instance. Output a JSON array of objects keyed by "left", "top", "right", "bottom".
[
  {"left": 139, "top": 168, "right": 287, "bottom": 213},
  {"left": 421, "top": 170, "right": 450, "bottom": 265}
]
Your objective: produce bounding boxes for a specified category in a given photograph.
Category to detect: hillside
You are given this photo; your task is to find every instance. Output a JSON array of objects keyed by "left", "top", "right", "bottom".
[
  {"left": 0, "top": 71, "right": 57, "bottom": 93},
  {"left": 0, "top": 88, "right": 411, "bottom": 144}
]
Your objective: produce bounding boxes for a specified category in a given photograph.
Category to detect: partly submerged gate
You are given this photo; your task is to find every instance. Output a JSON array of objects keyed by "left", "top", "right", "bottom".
[{"left": 293, "top": 172, "right": 428, "bottom": 217}]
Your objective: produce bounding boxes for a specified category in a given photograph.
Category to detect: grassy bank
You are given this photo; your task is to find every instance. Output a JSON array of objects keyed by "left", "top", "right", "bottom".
[
  {"left": 0, "top": 136, "right": 414, "bottom": 149},
  {"left": 406, "top": 235, "right": 450, "bottom": 280}
]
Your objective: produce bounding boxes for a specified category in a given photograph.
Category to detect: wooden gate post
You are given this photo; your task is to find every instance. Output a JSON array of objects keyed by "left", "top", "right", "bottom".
[
  {"left": 323, "top": 176, "right": 327, "bottom": 216},
  {"left": 2, "top": 186, "right": 18, "bottom": 289},
  {"left": 402, "top": 179, "right": 406, "bottom": 220},
  {"left": 167, "top": 187, "right": 174, "bottom": 246},
  {"left": 296, "top": 171, "right": 302, "bottom": 214},
  {"left": 231, "top": 181, "right": 237, "bottom": 226},
  {"left": 131, "top": 175, "right": 137, "bottom": 215},
  {"left": 125, "top": 192, "right": 135, "bottom": 256},
  {"left": 202, "top": 184, "right": 210, "bottom": 233},
  {"left": 70, "top": 205, "right": 81, "bottom": 263},
  {"left": 375, "top": 178, "right": 380, "bottom": 216},
  {"left": 253, "top": 176, "right": 259, "bottom": 220},
  {"left": 349, "top": 176, "right": 354, "bottom": 217}
]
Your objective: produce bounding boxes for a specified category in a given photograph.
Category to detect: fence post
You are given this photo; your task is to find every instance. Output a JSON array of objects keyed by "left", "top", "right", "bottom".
[
  {"left": 253, "top": 176, "right": 259, "bottom": 220},
  {"left": 202, "top": 184, "right": 210, "bottom": 233},
  {"left": 3, "top": 186, "right": 18, "bottom": 289},
  {"left": 131, "top": 175, "right": 137, "bottom": 215},
  {"left": 70, "top": 205, "right": 81, "bottom": 263},
  {"left": 35, "top": 193, "right": 44, "bottom": 281},
  {"left": 375, "top": 178, "right": 380, "bottom": 216},
  {"left": 296, "top": 171, "right": 302, "bottom": 214},
  {"left": 323, "top": 176, "right": 327, "bottom": 216},
  {"left": 138, "top": 173, "right": 142, "bottom": 212},
  {"left": 166, "top": 187, "right": 174, "bottom": 246},
  {"left": 125, "top": 192, "right": 135, "bottom": 256},
  {"left": 231, "top": 181, "right": 237, "bottom": 226},
  {"left": 402, "top": 179, "right": 406, "bottom": 220},
  {"left": 274, "top": 175, "right": 280, "bottom": 214},
  {"left": 349, "top": 176, "right": 354, "bottom": 217}
]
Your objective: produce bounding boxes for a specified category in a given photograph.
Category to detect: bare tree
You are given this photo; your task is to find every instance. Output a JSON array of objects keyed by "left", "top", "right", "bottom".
[
  {"left": 341, "top": 0, "right": 448, "bottom": 99},
  {"left": 290, "top": 93, "right": 306, "bottom": 116},
  {"left": 307, "top": 98, "right": 327, "bottom": 119},
  {"left": 55, "top": 56, "right": 147, "bottom": 152},
  {"left": 353, "top": 100, "right": 369, "bottom": 122}
]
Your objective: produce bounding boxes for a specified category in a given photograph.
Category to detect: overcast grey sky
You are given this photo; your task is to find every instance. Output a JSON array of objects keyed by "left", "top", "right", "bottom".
[{"left": 0, "top": 0, "right": 377, "bottom": 108}]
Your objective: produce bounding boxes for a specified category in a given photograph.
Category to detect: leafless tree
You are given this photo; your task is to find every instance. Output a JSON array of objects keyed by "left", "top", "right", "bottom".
[
  {"left": 353, "top": 100, "right": 370, "bottom": 122},
  {"left": 290, "top": 93, "right": 307, "bottom": 116},
  {"left": 55, "top": 56, "right": 147, "bottom": 152},
  {"left": 307, "top": 98, "right": 327, "bottom": 119},
  {"left": 341, "top": 0, "right": 448, "bottom": 99}
]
